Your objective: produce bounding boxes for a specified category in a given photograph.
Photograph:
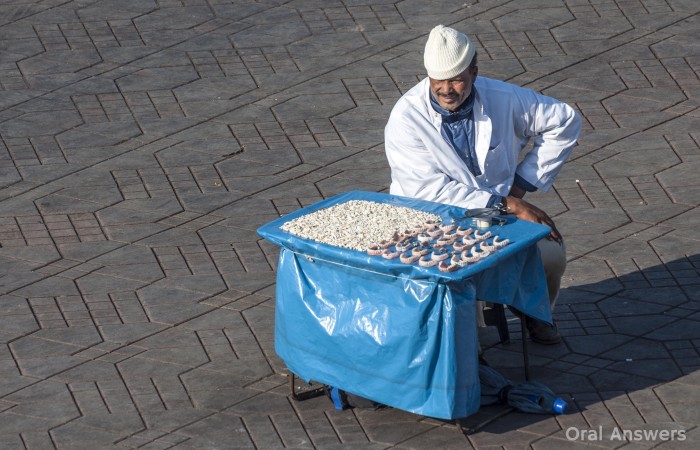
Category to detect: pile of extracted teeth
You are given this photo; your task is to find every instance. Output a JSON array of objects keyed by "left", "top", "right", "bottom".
[
  {"left": 366, "top": 219, "right": 510, "bottom": 272},
  {"left": 280, "top": 200, "right": 441, "bottom": 251}
]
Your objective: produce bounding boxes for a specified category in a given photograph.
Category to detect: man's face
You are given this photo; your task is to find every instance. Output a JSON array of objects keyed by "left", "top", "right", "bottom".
[{"left": 429, "top": 65, "right": 478, "bottom": 111}]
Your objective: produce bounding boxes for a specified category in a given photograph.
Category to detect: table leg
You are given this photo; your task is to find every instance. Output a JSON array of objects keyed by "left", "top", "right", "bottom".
[{"left": 289, "top": 372, "right": 327, "bottom": 401}]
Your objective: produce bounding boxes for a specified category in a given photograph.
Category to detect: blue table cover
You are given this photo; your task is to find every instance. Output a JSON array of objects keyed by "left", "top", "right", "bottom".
[{"left": 258, "top": 190, "right": 551, "bottom": 419}]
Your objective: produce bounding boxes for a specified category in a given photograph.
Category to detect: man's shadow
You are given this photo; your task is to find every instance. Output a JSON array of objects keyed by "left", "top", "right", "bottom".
[{"left": 469, "top": 254, "right": 699, "bottom": 434}]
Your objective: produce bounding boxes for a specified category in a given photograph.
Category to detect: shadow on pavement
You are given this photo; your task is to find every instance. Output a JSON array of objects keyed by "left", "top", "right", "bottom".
[{"left": 467, "top": 255, "right": 699, "bottom": 434}]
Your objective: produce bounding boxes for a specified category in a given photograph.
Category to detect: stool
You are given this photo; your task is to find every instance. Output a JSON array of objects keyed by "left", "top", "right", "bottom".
[{"left": 480, "top": 303, "right": 530, "bottom": 381}]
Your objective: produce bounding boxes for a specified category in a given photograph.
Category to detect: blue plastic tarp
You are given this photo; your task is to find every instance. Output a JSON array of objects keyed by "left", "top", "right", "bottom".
[{"left": 257, "top": 190, "right": 551, "bottom": 419}]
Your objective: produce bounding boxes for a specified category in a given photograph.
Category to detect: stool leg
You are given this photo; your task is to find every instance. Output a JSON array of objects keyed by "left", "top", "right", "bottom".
[
  {"left": 493, "top": 303, "right": 510, "bottom": 344},
  {"left": 521, "top": 319, "right": 530, "bottom": 381}
]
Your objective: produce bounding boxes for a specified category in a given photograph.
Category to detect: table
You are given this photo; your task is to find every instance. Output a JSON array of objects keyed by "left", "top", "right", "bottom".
[{"left": 257, "top": 191, "right": 551, "bottom": 419}]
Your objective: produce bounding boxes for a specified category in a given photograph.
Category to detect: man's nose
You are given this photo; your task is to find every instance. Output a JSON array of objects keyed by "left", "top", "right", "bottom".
[{"left": 438, "top": 81, "right": 453, "bottom": 93}]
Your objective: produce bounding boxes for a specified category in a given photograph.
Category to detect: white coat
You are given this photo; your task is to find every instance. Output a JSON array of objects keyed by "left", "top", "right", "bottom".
[{"left": 384, "top": 76, "right": 581, "bottom": 208}]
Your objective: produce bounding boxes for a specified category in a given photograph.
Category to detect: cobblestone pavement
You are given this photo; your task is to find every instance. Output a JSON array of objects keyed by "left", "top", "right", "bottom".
[{"left": 1, "top": 0, "right": 700, "bottom": 448}]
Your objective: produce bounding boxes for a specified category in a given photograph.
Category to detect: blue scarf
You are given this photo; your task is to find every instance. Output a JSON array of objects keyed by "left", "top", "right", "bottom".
[{"left": 430, "top": 89, "right": 480, "bottom": 176}]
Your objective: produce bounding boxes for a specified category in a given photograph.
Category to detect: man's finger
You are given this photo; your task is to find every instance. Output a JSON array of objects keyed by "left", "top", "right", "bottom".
[{"left": 549, "top": 224, "right": 562, "bottom": 242}]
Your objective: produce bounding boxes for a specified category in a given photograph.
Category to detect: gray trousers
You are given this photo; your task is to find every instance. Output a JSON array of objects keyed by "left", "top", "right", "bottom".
[
  {"left": 476, "top": 238, "right": 566, "bottom": 327},
  {"left": 537, "top": 238, "right": 567, "bottom": 310}
]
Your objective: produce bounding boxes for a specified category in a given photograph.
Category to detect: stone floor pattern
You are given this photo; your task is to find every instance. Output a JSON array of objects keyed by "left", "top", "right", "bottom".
[{"left": 1, "top": 0, "right": 700, "bottom": 448}]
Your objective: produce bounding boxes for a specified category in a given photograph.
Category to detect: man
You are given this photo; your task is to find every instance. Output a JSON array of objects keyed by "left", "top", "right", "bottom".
[{"left": 384, "top": 25, "right": 582, "bottom": 344}]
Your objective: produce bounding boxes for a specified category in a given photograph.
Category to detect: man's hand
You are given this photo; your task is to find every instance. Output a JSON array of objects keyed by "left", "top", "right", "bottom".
[{"left": 503, "top": 196, "right": 562, "bottom": 243}]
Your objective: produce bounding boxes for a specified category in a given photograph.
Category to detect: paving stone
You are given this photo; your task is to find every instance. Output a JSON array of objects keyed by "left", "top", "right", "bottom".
[
  {"left": 97, "top": 322, "right": 168, "bottom": 345},
  {"left": 562, "top": 257, "right": 624, "bottom": 294},
  {"left": 557, "top": 208, "right": 631, "bottom": 236},
  {"left": 645, "top": 318, "right": 700, "bottom": 341},
  {"left": 75, "top": 272, "right": 153, "bottom": 294},
  {"left": 565, "top": 334, "right": 634, "bottom": 357},
  {"left": 31, "top": 326, "right": 102, "bottom": 349},
  {"left": 51, "top": 421, "right": 126, "bottom": 449},
  {"left": 176, "top": 191, "right": 245, "bottom": 214},
  {"left": 598, "top": 298, "right": 672, "bottom": 320},
  {"left": 10, "top": 275, "right": 79, "bottom": 298},
  {"left": 610, "top": 315, "right": 674, "bottom": 336},
  {"left": 189, "top": 384, "right": 259, "bottom": 411},
  {"left": 56, "top": 122, "right": 145, "bottom": 153},
  {"left": 102, "top": 223, "right": 168, "bottom": 243},
  {"left": 15, "top": 355, "right": 86, "bottom": 379},
  {"left": 586, "top": 368, "right": 665, "bottom": 392},
  {"left": 0, "top": 412, "right": 56, "bottom": 435},
  {"left": 609, "top": 357, "right": 682, "bottom": 381}
]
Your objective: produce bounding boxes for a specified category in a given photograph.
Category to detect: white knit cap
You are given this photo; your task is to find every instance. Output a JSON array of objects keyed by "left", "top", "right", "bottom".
[{"left": 423, "top": 25, "right": 475, "bottom": 80}]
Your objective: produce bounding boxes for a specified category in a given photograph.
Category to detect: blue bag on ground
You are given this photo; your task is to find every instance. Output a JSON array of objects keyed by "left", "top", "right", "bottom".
[
  {"left": 504, "top": 381, "right": 568, "bottom": 414},
  {"left": 479, "top": 365, "right": 567, "bottom": 414},
  {"left": 327, "top": 386, "right": 384, "bottom": 410}
]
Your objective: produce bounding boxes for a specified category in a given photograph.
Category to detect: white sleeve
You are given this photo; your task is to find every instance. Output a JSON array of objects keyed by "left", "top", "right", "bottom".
[{"left": 513, "top": 87, "right": 582, "bottom": 191}]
